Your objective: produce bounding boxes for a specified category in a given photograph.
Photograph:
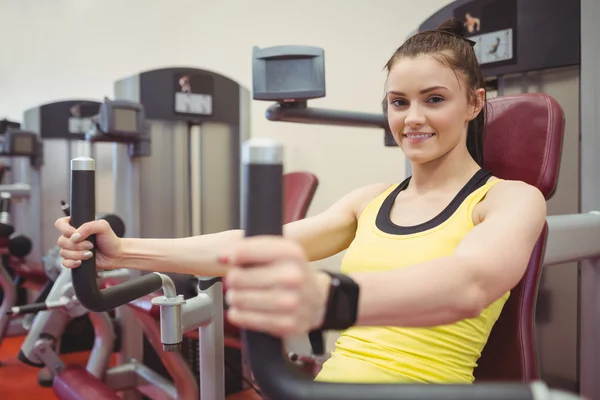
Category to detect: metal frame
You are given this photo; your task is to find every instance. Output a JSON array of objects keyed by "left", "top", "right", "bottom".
[
  {"left": 578, "top": 0, "right": 600, "bottom": 398},
  {"left": 0, "top": 254, "right": 27, "bottom": 346},
  {"left": 19, "top": 267, "right": 200, "bottom": 400},
  {"left": 0, "top": 184, "right": 34, "bottom": 352}
]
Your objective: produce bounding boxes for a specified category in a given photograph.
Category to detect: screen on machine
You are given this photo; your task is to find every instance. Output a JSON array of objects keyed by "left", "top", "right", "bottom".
[
  {"left": 11, "top": 135, "right": 34, "bottom": 154},
  {"left": 265, "top": 58, "right": 316, "bottom": 94},
  {"left": 112, "top": 108, "right": 138, "bottom": 133}
]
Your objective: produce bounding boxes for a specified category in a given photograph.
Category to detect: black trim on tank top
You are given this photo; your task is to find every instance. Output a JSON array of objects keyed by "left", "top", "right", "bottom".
[{"left": 375, "top": 169, "right": 493, "bottom": 235}]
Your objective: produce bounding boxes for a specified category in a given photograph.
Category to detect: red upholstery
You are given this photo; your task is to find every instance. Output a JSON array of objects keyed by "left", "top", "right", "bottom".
[
  {"left": 474, "top": 93, "right": 565, "bottom": 382},
  {"left": 9, "top": 258, "right": 47, "bottom": 285},
  {"left": 284, "top": 171, "right": 319, "bottom": 224},
  {"left": 125, "top": 171, "right": 320, "bottom": 348},
  {"left": 482, "top": 93, "right": 564, "bottom": 199},
  {"left": 53, "top": 365, "right": 120, "bottom": 400}
]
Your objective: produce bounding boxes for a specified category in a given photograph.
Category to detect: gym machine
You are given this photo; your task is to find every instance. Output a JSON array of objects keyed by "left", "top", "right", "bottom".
[
  {"left": 252, "top": 45, "right": 390, "bottom": 141},
  {"left": 19, "top": 98, "right": 200, "bottom": 399},
  {"left": 0, "top": 126, "right": 40, "bottom": 355},
  {"left": 58, "top": 137, "right": 583, "bottom": 400},
  {"left": 13, "top": 99, "right": 107, "bottom": 266},
  {"left": 0, "top": 116, "right": 123, "bottom": 370},
  {"left": 112, "top": 66, "right": 252, "bottom": 393}
]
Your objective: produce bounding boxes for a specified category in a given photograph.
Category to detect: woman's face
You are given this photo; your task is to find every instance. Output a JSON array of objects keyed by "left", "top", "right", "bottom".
[{"left": 385, "top": 54, "right": 484, "bottom": 165}]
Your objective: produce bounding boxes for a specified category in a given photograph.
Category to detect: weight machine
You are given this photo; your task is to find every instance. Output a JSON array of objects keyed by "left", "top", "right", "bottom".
[
  {"left": 48, "top": 137, "right": 582, "bottom": 400},
  {"left": 0, "top": 126, "right": 40, "bottom": 355},
  {"left": 18, "top": 98, "right": 200, "bottom": 399}
]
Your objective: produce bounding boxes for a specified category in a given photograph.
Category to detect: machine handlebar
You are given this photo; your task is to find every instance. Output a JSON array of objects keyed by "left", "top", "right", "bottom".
[
  {"left": 69, "top": 157, "right": 162, "bottom": 312},
  {"left": 238, "top": 138, "right": 563, "bottom": 400}
]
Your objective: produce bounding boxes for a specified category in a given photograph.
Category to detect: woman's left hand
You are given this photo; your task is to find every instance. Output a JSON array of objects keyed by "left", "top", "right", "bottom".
[{"left": 222, "top": 236, "right": 331, "bottom": 337}]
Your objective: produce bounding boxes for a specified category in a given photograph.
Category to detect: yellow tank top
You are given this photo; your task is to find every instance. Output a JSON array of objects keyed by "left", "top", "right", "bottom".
[{"left": 315, "top": 170, "right": 509, "bottom": 384}]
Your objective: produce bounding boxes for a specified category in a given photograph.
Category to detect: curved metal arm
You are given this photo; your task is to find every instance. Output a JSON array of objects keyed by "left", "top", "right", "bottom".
[
  {"left": 265, "top": 102, "right": 387, "bottom": 129},
  {"left": 238, "top": 138, "right": 578, "bottom": 400},
  {"left": 69, "top": 157, "right": 162, "bottom": 312}
]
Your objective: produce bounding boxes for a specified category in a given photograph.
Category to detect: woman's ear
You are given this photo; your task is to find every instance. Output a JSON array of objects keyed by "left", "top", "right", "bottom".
[{"left": 469, "top": 88, "right": 486, "bottom": 120}]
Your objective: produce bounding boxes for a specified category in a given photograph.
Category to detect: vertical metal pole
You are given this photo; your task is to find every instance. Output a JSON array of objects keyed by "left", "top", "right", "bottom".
[
  {"left": 190, "top": 125, "right": 202, "bottom": 237},
  {"left": 198, "top": 278, "right": 225, "bottom": 400},
  {"left": 113, "top": 142, "right": 143, "bottom": 400},
  {"left": 578, "top": 0, "right": 600, "bottom": 398}
]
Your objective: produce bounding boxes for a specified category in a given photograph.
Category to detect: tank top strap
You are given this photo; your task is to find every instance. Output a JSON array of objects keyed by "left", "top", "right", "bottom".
[
  {"left": 463, "top": 171, "right": 504, "bottom": 219},
  {"left": 356, "top": 169, "right": 501, "bottom": 233}
]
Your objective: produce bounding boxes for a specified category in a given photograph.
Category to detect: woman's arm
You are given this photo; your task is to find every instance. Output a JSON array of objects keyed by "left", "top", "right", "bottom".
[
  {"left": 350, "top": 180, "right": 547, "bottom": 327},
  {"left": 115, "top": 183, "right": 390, "bottom": 277}
]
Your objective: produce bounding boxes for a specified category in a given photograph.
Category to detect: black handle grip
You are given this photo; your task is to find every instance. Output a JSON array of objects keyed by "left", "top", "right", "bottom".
[
  {"left": 238, "top": 139, "right": 538, "bottom": 400},
  {"left": 69, "top": 157, "right": 163, "bottom": 313},
  {"left": 0, "top": 192, "right": 11, "bottom": 214}
]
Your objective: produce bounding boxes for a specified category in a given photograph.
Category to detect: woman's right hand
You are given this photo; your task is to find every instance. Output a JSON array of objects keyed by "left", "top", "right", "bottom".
[{"left": 55, "top": 216, "right": 123, "bottom": 270}]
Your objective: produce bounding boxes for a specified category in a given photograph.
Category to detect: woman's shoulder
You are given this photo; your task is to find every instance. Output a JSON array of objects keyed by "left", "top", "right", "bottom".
[
  {"left": 346, "top": 182, "right": 398, "bottom": 218},
  {"left": 485, "top": 177, "right": 544, "bottom": 199},
  {"left": 475, "top": 178, "right": 546, "bottom": 223}
]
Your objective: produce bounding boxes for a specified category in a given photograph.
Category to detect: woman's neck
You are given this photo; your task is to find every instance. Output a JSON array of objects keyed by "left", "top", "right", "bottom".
[{"left": 407, "top": 148, "right": 482, "bottom": 194}]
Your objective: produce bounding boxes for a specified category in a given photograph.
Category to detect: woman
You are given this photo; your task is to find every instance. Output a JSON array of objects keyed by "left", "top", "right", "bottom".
[{"left": 55, "top": 18, "right": 546, "bottom": 384}]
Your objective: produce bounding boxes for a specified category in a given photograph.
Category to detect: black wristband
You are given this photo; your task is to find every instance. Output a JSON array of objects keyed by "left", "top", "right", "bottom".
[{"left": 317, "top": 271, "right": 360, "bottom": 331}]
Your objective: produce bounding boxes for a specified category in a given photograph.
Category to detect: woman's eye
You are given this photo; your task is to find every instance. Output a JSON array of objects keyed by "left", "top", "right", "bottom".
[
  {"left": 428, "top": 96, "right": 445, "bottom": 104},
  {"left": 391, "top": 99, "right": 408, "bottom": 107}
]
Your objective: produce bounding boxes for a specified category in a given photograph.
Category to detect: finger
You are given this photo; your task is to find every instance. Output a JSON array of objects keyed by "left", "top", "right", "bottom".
[
  {"left": 55, "top": 217, "right": 76, "bottom": 237},
  {"left": 225, "top": 236, "right": 305, "bottom": 266},
  {"left": 226, "top": 288, "right": 300, "bottom": 313},
  {"left": 61, "top": 259, "right": 82, "bottom": 269},
  {"left": 225, "top": 262, "right": 304, "bottom": 290},
  {"left": 70, "top": 219, "right": 110, "bottom": 243},
  {"left": 60, "top": 248, "right": 94, "bottom": 262},
  {"left": 227, "top": 308, "right": 299, "bottom": 337},
  {"left": 57, "top": 235, "right": 94, "bottom": 251}
]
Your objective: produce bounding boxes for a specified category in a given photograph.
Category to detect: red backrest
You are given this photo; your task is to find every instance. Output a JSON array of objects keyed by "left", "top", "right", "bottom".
[
  {"left": 474, "top": 93, "right": 565, "bottom": 381},
  {"left": 284, "top": 172, "right": 319, "bottom": 224}
]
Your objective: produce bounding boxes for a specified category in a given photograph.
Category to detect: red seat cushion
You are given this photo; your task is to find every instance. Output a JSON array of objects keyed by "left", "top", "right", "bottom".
[
  {"left": 9, "top": 258, "right": 47, "bottom": 284},
  {"left": 53, "top": 365, "right": 120, "bottom": 400}
]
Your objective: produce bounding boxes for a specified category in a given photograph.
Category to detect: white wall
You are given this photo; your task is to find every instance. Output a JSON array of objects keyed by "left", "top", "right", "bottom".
[{"left": 0, "top": 0, "right": 453, "bottom": 354}]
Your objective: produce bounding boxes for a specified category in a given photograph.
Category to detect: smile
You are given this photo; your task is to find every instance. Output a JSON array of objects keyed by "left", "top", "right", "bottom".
[
  {"left": 402, "top": 133, "right": 435, "bottom": 143},
  {"left": 403, "top": 133, "right": 435, "bottom": 138}
]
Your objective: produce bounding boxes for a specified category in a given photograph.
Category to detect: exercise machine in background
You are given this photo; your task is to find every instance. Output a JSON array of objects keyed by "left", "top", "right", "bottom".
[
  {"left": 19, "top": 98, "right": 200, "bottom": 399},
  {"left": 0, "top": 125, "right": 39, "bottom": 361}
]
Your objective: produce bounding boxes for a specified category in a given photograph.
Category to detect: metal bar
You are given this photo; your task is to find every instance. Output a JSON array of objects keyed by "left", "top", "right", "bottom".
[
  {"left": 181, "top": 293, "right": 213, "bottom": 332},
  {"left": 0, "top": 260, "right": 17, "bottom": 347},
  {"left": 134, "top": 362, "right": 179, "bottom": 400},
  {"left": 579, "top": 0, "right": 600, "bottom": 398},
  {"left": 265, "top": 103, "right": 387, "bottom": 129},
  {"left": 112, "top": 143, "right": 144, "bottom": 400},
  {"left": 130, "top": 307, "right": 199, "bottom": 400},
  {"left": 579, "top": 259, "right": 600, "bottom": 399},
  {"left": 543, "top": 212, "right": 600, "bottom": 266},
  {"left": 0, "top": 183, "right": 31, "bottom": 199},
  {"left": 86, "top": 311, "right": 116, "bottom": 380},
  {"left": 198, "top": 278, "right": 225, "bottom": 400}
]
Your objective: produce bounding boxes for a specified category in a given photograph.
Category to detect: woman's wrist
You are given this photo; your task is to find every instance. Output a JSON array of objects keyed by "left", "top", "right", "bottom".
[{"left": 311, "top": 270, "right": 332, "bottom": 330}]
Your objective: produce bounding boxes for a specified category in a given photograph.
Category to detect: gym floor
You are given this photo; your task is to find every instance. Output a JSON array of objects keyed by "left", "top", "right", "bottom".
[
  {"left": 0, "top": 336, "right": 261, "bottom": 399},
  {"left": 0, "top": 336, "right": 100, "bottom": 399}
]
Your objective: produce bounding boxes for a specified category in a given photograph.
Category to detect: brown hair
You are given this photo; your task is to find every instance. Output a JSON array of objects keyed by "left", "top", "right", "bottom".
[{"left": 383, "top": 18, "right": 486, "bottom": 166}]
